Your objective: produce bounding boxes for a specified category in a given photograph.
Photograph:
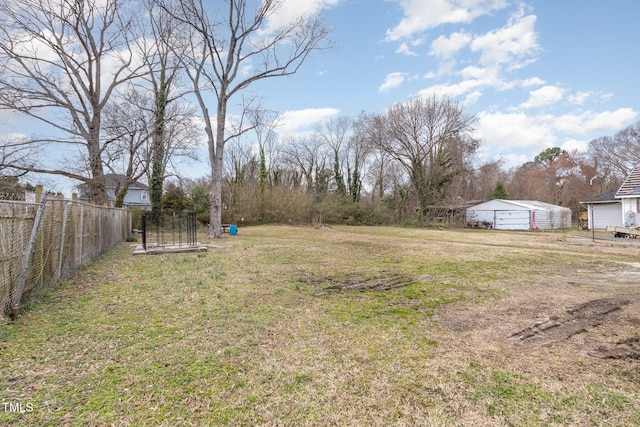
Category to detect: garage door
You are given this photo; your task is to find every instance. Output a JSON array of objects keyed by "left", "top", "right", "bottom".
[
  {"left": 593, "top": 203, "right": 622, "bottom": 229},
  {"left": 495, "top": 210, "right": 530, "bottom": 230}
]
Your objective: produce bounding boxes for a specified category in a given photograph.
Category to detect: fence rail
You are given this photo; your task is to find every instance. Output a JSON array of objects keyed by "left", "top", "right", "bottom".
[{"left": 1, "top": 196, "right": 131, "bottom": 320}]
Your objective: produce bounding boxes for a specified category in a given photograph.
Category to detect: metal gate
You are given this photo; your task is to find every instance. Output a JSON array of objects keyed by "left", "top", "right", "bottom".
[{"left": 141, "top": 211, "right": 197, "bottom": 250}]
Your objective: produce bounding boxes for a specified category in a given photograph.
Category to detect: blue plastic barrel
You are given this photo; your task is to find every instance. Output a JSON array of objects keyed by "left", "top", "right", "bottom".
[{"left": 229, "top": 224, "right": 238, "bottom": 235}]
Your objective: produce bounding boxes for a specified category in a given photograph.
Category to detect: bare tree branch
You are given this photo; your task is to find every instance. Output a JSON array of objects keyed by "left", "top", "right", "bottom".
[
  {"left": 154, "top": 0, "right": 332, "bottom": 237},
  {"left": 0, "top": 0, "right": 147, "bottom": 203}
]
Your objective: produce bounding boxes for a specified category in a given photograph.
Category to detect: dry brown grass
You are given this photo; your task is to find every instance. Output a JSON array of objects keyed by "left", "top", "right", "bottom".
[{"left": 1, "top": 225, "right": 639, "bottom": 426}]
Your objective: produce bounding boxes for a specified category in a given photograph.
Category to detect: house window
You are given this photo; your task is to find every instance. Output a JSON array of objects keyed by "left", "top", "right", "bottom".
[{"left": 141, "top": 191, "right": 148, "bottom": 201}]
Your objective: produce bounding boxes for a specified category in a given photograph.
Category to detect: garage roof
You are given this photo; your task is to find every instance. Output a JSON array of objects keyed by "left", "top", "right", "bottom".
[
  {"left": 582, "top": 190, "right": 619, "bottom": 204},
  {"left": 469, "top": 199, "right": 570, "bottom": 211}
]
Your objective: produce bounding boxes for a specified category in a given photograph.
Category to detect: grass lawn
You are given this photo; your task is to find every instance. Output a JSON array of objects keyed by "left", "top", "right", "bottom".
[{"left": 1, "top": 225, "right": 639, "bottom": 426}]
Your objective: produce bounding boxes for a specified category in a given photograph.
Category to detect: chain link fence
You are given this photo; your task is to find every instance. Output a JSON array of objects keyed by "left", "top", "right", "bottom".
[{"left": 0, "top": 195, "right": 131, "bottom": 320}]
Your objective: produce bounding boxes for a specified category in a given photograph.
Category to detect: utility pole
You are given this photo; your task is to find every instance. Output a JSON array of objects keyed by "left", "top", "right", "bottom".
[{"left": 590, "top": 176, "right": 598, "bottom": 242}]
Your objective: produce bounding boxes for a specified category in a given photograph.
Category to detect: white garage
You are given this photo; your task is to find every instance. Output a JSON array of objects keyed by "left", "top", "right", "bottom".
[
  {"left": 466, "top": 199, "right": 572, "bottom": 230},
  {"left": 581, "top": 190, "right": 623, "bottom": 230}
]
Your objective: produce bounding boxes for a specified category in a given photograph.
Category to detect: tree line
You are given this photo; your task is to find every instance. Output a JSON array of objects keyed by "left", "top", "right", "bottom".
[{"left": 163, "top": 108, "right": 640, "bottom": 227}]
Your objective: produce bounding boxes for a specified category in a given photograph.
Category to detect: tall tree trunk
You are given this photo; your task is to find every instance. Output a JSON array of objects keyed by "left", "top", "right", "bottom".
[
  {"left": 333, "top": 150, "right": 346, "bottom": 195},
  {"left": 115, "top": 180, "right": 135, "bottom": 208},
  {"left": 259, "top": 145, "right": 267, "bottom": 219},
  {"left": 208, "top": 100, "right": 227, "bottom": 238},
  {"left": 88, "top": 119, "right": 107, "bottom": 206},
  {"left": 151, "top": 78, "right": 168, "bottom": 214},
  {"left": 208, "top": 158, "right": 223, "bottom": 237},
  {"left": 412, "top": 161, "right": 429, "bottom": 222}
]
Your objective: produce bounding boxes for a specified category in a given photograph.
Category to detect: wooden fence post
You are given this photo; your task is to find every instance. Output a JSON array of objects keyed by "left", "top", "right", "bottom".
[
  {"left": 35, "top": 184, "right": 43, "bottom": 203},
  {"left": 9, "top": 192, "right": 48, "bottom": 320}
]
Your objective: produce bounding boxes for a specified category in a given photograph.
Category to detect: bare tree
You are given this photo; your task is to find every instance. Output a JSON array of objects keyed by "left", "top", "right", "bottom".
[
  {"left": 588, "top": 121, "right": 640, "bottom": 185},
  {"left": 355, "top": 112, "right": 389, "bottom": 203},
  {"left": 0, "top": 0, "right": 145, "bottom": 204},
  {"left": 315, "top": 116, "right": 351, "bottom": 196},
  {"left": 0, "top": 135, "right": 38, "bottom": 178},
  {"left": 139, "top": 0, "right": 193, "bottom": 214},
  {"left": 101, "top": 89, "right": 199, "bottom": 207},
  {"left": 371, "top": 95, "right": 478, "bottom": 221},
  {"left": 225, "top": 136, "right": 258, "bottom": 186},
  {"left": 348, "top": 112, "right": 377, "bottom": 203},
  {"left": 244, "top": 107, "right": 280, "bottom": 219},
  {"left": 471, "top": 160, "right": 508, "bottom": 201},
  {"left": 507, "top": 148, "right": 596, "bottom": 216},
  {"left": 156, "top": 0, "right": 332, "bottom": 237},
  {"left": 101, "top": 93, "right": 153, "bottom": 207},
  {"left": 281, "top": 135, "right": 327, "bottom": 193}
]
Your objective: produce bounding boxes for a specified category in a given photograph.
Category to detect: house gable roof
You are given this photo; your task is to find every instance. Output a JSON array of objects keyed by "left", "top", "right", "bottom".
[
  {"left": 582, "top": 190, "right": 619, "bottom": 204},
  {"left": 104, "top": 174, "right": 149, "bottom": 190},
  {"left": 77, "top": 174, "right": 149, "bottom": 191},
  {"left": 616, "top": 164, "right": 640, "bottom": 198}
]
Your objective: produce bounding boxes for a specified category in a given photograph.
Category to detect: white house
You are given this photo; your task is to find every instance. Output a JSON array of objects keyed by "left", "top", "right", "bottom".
[
  {"left": 581, "top": 164, "right": 640, "bottom": 229},
  {"left": 615, "top": 164, "right": 640, "bottom": 227},
  {"left": 466, "top": 199, "right": 572, "bottom": 230},
  {"left": 77, "top": 174, "right": 151, "bottom": 209}
]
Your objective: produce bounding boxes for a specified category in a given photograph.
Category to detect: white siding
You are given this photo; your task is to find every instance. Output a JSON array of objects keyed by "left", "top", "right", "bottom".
[
  {"left": 495, "top": 210, "right": 530, "bottom": 230},
  {"left": 590, "top": 203, "right": 622, "bottom": 229},
  {"left": 466, "top": 199, "right": 572, "bottom": 230},
  {"left": 466, "top": 209, "right": 496, "bottom": 225}
]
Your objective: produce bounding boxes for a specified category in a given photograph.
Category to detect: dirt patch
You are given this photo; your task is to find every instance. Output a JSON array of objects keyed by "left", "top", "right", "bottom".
[
  {"left": 589, "top": 335, "right": 640, "bottom": 361},
  {"left": 312, "top": 274, "right": 415, "bottom": 296},
  {"left": 509, "top": 298, "right": 631, "bottom": 343},
  {"left": 437, "top": 258, "right": 640, "bottom": 371}
]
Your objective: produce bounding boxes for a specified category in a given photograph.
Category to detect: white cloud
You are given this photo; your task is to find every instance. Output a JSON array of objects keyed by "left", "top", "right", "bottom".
[
  {"left": 470, "top": 11, "right": 539, "bottom": 69},
  {"left": 464, "top": 90, "right": 483, "bottom": 105},
  {"left": 567, "top": 91, "right": 591, "bottom": 105},
  {"left": 379, "top": 72, "right": 409, "bottom": 92},
  {"left": 521, "top": 77, "right": 545, "bottom": 87},
  {"left": 598, "top": 92, "right": 614, "bottom": 103},
  {"left": 430, "top": 31, "right": 472, "bottom": 59},
  {"left": 560, "top": 138, "right": 589, "bottom": 153},
  {"left": 396, "top": 36, "right": 428, "bottom": 56},
  {"left": 458, "top": 65, "right": 496, "bottom": 81},
  {"left": 395, "top": 42, "right": 418, "bottom": 56},
  {"left": 475, "top": 107, "right": 638, "bottom": 167},
  {"left": 497, "top": 152, "right": 530, "bottom": 168},
  {"left": 417, "top": 79, "right": 484, "bottom": 99},
  {"left": 553, "top": 108, "right": 637, "bottom": 135},
  {"left": 388, "top": 4, "right": 542, "bottom": 117},
  {"left": 416, "top": 65, "right": 503, "bottom": 100},
  {"left": 262, "top": 0, "right": 340, "bottom": 33},
  {"left": 385, "top": 0, "right": 508, "bottom": 41},
  {"left": 278, "top": 108, "right": 340, "bottom": 134},
  {"left": 520, "top": 85, "right": 564, "bottom": 109},
  {"left": 0, "top": 131, "right": 28, "bottom": 141},
  {"left": 436, "top": 59, "right": 458, "bottom": 76},
  {"left": 476, "top": 111, "right": 557, "bottom": 151}
]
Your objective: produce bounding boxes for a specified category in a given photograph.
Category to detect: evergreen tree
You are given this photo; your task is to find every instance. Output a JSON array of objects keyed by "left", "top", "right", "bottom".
[{"left": 491, "top": 182, "right": 508, "bottom": 199}]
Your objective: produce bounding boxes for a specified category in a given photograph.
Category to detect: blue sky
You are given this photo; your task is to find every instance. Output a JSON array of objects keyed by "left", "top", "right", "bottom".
[
  {"left": 254, "top": 0, "right": 639, "bottom": 167},
  {"left": 2, "top": 0, "right": 639, "bottom": 195}
]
